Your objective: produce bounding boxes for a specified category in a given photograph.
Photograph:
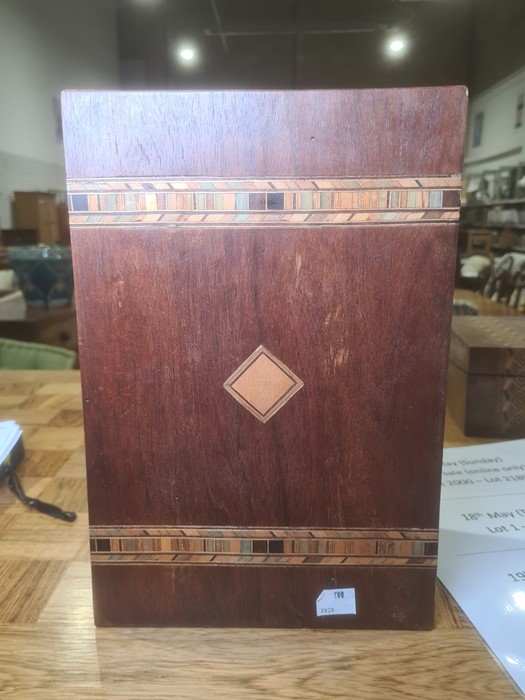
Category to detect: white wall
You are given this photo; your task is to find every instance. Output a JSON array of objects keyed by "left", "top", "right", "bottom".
[
  {"left": 464, "top": 66, "right": 525, "bottom": 177},
  {"left": 0, "top": 0, "right": 120, "bottom": 227}
]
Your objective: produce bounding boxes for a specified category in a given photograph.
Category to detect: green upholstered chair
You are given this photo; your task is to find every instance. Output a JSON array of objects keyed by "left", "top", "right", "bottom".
[{"left": 0, "top": 338, "right": 76, "bottom": 370}]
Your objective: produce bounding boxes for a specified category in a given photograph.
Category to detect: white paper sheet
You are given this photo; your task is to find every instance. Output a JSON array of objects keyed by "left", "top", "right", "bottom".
[
  {"left": 0, "top": 420, "right": 22, "bottom": 466},
  {"left": 439, "top": 439, "right": 525, "bottom": 693}
]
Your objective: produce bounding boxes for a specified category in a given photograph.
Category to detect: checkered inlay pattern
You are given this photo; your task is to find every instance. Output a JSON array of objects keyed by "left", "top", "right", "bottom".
[
  {"left": 90, "top": 526, "right": 439, "bottom": 568},
  {"left": 67, "top": 176, "right": 461, "bottom": 227}
]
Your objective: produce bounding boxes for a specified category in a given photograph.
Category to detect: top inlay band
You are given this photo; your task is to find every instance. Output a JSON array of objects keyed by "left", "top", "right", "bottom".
[{"left": 67, "top": 175, "right": 461, "bottom": 227}]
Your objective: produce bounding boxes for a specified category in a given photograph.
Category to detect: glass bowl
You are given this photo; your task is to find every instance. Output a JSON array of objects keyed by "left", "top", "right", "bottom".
[{"left": 7, "top": 245, "right": 73, "bottom": 309}]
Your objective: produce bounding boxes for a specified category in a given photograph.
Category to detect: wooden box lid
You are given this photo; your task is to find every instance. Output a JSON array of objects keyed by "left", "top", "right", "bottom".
[{"left": 450, "top": 317, "right": 525, "bottom": 376}]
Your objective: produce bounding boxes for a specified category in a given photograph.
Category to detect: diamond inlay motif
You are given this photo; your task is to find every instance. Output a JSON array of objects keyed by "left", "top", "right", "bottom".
[{"left": 224, "top": 345, "right": 304, "bottom": 423}]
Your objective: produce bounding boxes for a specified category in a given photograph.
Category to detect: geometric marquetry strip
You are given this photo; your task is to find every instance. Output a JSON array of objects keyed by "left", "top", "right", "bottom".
[
  {"left": 90, "top": 526, "right": 439, "bottom": 568},
  {"left": 223, "top": 345, "right": 304, "bottom": 423},
  {"left": 67, "top": 175, "right": 461, "bottom": 227},
  {"left": 501, "top": 376, "right": 525, "bottom": 436}
]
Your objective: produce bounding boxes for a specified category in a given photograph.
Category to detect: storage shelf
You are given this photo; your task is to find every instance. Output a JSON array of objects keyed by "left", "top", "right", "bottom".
[
  {"left": 489, "top": 223, "right": 525, "bottom": 230},
  {"left": 462, "top": 198, "right": 525, "bottom": 208}
]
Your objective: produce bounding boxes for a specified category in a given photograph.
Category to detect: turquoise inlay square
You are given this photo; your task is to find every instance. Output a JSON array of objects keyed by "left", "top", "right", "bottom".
[
  {"left": 429, "top": 191, "right": 443, "bottom": 208},
  {"left": 104, "top": 194, "right": 117, "bottom": 211},
  {"left": 320, "top": 192, "right": 332, "bottom": 209},
  {"left": 235, "top": 193, "right": 248, "bottom": 209},
  {"left": 116, "top": 214, "right": 135, "bottom": 222},
  {"left": 407, "top": 191, "right": 417, "bottom": 207},
  {"left": 240, "top": 540, "right": 252, "bottom": 553},
  {"left": 301, "top": 192, "right": 313, "bottom": 209},
  {"left": 389, "top": 191, "right": 400, "bottom": 208},
  {"left": 124, "top": 193, "right": 136, "bottom": 210},
  {"left": 86, "top": 214, "right": 104, "bottom": 223},
  {"left": 195, "top": 193, "right": 206, "bottom": 210},
  {"left": 198, "top": 181, "right": 216, "bottom": 190},
  {"left": 234, "top": 213, "right": 250, "bottom": 222}
]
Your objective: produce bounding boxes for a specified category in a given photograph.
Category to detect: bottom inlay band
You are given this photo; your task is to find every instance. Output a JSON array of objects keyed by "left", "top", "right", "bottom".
[{"left": 89, "top": 526, "right": 438, "bottom": 568}]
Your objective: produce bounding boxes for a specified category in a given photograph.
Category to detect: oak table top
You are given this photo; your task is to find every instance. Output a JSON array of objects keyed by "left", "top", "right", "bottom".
[
  {"left": 453, "top": 288, "right": 521, "bottom": 316},
  {"left": 0, "top": 370, "right": 520, "bottom": 699}
]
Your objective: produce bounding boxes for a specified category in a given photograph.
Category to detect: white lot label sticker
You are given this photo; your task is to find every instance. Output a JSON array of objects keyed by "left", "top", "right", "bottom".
[{"left": 316, "top": 588, "right": 356, "bottom": 616}]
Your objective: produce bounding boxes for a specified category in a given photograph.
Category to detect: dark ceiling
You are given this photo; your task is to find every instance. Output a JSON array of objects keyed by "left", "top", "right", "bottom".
[{"left": 117, "top": 0, "right": 476, "bottom": 90}]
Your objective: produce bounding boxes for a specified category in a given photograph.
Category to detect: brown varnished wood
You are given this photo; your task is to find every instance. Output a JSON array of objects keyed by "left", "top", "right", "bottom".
[
  {"left": 62, "top": 88, "right": 467, "bottom": 179},
  {"left": 62, "top": 88, "right": 467, "bottom": 628},
  {"left": 448, "top": 317, "right": 525, "bottom": 437},
  {"left": 91, "top": 565, "right": 437, "bottom": 630},
  {"left": 449, "top": 317, "right": 525, "bottom": 375},
  {"left": 72, "top": 224, "right": 456, "bottom": 530}
]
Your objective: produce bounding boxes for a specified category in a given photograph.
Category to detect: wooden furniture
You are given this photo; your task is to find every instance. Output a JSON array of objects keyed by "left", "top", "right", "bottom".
[
  {"left": 509, "top": 259, "right": 525, "bottom": 310},
  {"left": 460, "top": 192, "right": 525, "bottom": 256},
  {"left": 14, "top": 192, "right": 59, "bottom": 245},
  {"left": 0, "top": 306, "right": 77, "bottom": 354},
  {"left": 0, "top": 229, "right": 38, "bottom": 246},
  {"left": 448, "top": 317, "right": 525, "bottom": 438},
  {"left": 0, "top": 371, "right": 521, "bottom": 698},
  {"left": 453, "top": 288, "right": 520, "bottom": 316},
  {"left": 465, "top": 228, "right": 492, "bottom": 255},
  {"left": 62, "top": 87, "right": 467, "bottom": 629}
]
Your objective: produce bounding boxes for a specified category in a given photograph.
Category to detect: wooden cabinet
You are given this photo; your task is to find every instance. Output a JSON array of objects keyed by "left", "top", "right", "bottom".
[
  {"left": 0, "top": 306, "right": 77, "bottom": 354},
  {"left": 14, "top": 192, "right": 59, "bottom": 244},
  {"left": 460, "top": 199, "right": 525, "bottom": 255}
]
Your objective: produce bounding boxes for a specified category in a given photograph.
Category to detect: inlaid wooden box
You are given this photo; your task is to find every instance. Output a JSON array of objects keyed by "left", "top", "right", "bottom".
[
  {"left": 62, "top": 88, "right": 467, "bottom": 629},
  {"left": 448, "top": 316, "right": 525, "bottom": 437}
]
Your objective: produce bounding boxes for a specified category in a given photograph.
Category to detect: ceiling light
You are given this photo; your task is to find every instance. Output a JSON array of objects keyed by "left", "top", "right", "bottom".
[
  {"left": 386, "top": 36, "right": 408, "bottom": 58},
  {"left": 177, "top": 44, "right": 198, "bottom": 64},
  {"left": 390, "top": 39, "right": 405, "bottom": 52}
]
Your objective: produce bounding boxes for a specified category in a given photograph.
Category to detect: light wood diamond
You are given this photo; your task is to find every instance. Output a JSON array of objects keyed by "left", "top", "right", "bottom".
[{"left": 224, "top": 345, "right": 304, "bottom": 422}]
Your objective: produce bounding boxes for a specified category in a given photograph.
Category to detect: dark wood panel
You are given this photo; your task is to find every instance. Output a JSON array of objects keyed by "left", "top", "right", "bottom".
[
  {"left": 92, "top": 565, "right": 436, "bottom": 630},
  {"left": 72, "top": 223, "right": 456, "bottom": 529},
  {"left": 448, "top": 364, "right": 525, "bottom": 438},
  {"left": 64, "top": 88, "right": 467, "bottom": 628},
  {"left": 62, "top": 88, "right": 467, "bottom": 179},
  {"left": 450, "top": 317, "right": 525, "bottom": 375}
]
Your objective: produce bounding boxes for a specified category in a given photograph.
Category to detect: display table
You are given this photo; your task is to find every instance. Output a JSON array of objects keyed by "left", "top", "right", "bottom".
[
  {"left": 0, "top": 370, "right": 520, "bottom": 698},
  {"left": 0, "top": 304, "right": 77, "bottom": 353},
  {"left": 453, "top": 288, "right": 521, "bottom": 316}
]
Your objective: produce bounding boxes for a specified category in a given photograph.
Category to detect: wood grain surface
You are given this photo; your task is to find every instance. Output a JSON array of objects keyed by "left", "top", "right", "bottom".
[
  {"left": 62, "top": 88, "right": 467, "bottom": 629},
  {"left": 61, "top": 88, "right": 467, "bottom": 179},
  {"left": 72, "top": 225, "right": 456, "bottom": 530},
  {"left": 0, "top": 371, "right": 521, "bottom": 699},
  {"left": 448, "top": 316, "right": 525, "bottom": 438}
]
